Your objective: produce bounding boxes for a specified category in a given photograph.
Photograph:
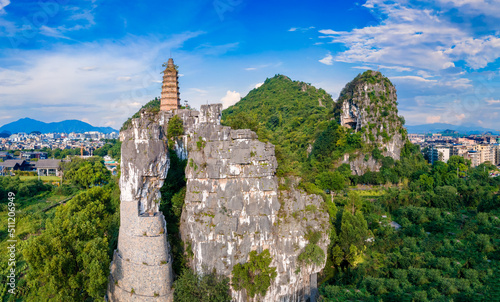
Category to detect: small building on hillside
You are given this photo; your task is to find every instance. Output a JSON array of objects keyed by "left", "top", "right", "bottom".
[
  {"left": 33, "top": 159, "right": 63, "bottom": 176},
  {"left": 0, "top": 159, "right": 32, "bottom": 175}
]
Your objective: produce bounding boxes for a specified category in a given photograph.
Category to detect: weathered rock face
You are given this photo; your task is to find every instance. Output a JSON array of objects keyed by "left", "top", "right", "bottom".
[
  {"left": 337, "top": 70, "right": 405, "bottom": 175},
  {"left": 180, "top": 113, "right": 330, "bottom": 301},
  {"left": 109, "top": 104, "right": 330, "bottom": 301},
  {"left": 108, "top": 111, "right": 174, "bottom": 301}
]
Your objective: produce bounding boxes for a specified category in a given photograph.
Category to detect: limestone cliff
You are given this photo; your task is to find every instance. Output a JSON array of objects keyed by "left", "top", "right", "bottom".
[
  {"left": 108, "top": 110, "right": 174, "bottom": 301},
  {"left": 337, "top": 70, "right": 406, "bottom": 175},
  {"left": 181, "top": 121, "right": 330, "bottom": 301},
  {"left": 108, "top": 104, "right": 329, "bottom": 301}
]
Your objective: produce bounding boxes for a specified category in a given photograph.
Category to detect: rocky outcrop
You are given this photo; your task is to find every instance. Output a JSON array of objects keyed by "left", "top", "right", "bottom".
[
  {"left": 109, "top": 104, "right": 329, "bottom": 301},
  {"left": 180, "top": 115, "right": 330, "bottom": 301},
  {"left": 108, "top": 111, "right": 174, "bottom": 301},
  {"left": 337, "top": 70, "right": 405, "bottom": 174}
]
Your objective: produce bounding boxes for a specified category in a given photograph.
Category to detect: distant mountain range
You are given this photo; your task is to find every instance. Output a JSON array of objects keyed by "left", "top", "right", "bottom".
[
  {"left": 406, "top": 123, "right": 499, "bottom": 135},
  {"left": 0, "top": 118, "right": 118, "bottom": 135}
]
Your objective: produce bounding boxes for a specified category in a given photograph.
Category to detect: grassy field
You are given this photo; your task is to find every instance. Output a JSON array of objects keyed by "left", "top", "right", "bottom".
[{"left": 18, "top": 176, "right": 61, "bottom": 182}]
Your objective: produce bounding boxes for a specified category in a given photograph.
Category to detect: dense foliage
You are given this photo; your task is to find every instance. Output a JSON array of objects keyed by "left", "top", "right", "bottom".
[
  {"left": 0, "top": 176, "right": 52, "bottom": 200},
  {"left": 319, "top": 149, "right": 500, "bottom": 301},
  {"left": 93, "top": 139, "right": 121, "bottom": 160},
  {"left": 167, "top": 115, "right": 184, "bottom": 139},
  {"left": 23, "top": 185, "right": 119, "bottom": 301},
  {"left": 61, "top": 157, "right": 111, "bottom": 189},
  {"left": 173, "top": 269, "right": 231, "bottom": 302},
  {"left": 222, "top": 75, "right": 334, "bottom": 176},
  {"left": 0, "top": 156, "right": 118, "bottom": 301},
  {"left": 231, "top": 249, "right": 277, "bottom": 298}
]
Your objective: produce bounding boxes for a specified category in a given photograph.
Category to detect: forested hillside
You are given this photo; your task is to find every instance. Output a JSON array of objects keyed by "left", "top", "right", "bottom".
[
  {"left": 222, "top": 72, "right": 500, "bottom": 301},
  {"left": 0, "top": 145, "right": 121, "bottom": 301}
]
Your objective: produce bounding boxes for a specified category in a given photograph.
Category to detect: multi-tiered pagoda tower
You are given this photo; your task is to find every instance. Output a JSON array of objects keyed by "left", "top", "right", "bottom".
[{"left": 160, "top": 58, "right": 180, "bottom": 111}]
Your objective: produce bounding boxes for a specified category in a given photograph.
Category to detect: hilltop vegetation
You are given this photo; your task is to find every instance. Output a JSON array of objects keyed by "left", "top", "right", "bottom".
[{"left": 222, "top": 74, "right": 335, "bottom": 175}]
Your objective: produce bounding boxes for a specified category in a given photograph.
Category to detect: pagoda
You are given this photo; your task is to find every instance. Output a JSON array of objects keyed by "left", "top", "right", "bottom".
[{"left": 160, "top": 58, "right": 180, "bottom": 111}]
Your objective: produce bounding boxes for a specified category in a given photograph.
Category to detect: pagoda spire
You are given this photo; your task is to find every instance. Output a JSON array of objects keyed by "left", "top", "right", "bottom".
[{"left": 160, "top": 58, "right": 180, "bottom": 111}]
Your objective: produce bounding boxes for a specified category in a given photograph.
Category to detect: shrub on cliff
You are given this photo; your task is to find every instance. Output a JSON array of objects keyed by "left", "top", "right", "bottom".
[
  {"left": 231, "top": 249, "right": 277, "bottom": 298},
  {"left": 167, "top": 115, "right": 184, "bottom": 139},
  {"left": 173, "top": 269, "right": 231, "bottom": 302}
]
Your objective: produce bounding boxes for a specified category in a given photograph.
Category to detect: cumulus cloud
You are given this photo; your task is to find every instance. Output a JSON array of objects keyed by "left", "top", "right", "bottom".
[
  {"left": 254, "top": 82, "right": 263, "bottom": 89},
  {"left": 319, "top": 1, "right": 500, "bottom": 71},
  {"left": 319, "top": 52, "right": 333, "bottom": 65},
  {"left": 220, "top": 90, "right": 241, "bottom": 108}
]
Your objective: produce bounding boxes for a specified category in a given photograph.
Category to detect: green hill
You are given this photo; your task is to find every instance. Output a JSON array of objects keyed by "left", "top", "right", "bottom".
[{"left": 222, "top": 74, "right": 335, "bottom": 175}]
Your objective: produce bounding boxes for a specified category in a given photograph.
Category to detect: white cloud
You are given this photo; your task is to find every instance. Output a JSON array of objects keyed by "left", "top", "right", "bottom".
[
  {"left": 378, "top": 65, "right": 412, "bottom": 72},
  {"left": 220, "top": 90, "right": 241, "bottom": 108},
  {"left": 319, "top": 52, "right": 333, "bottom": 65},
  {"left": 254, "top": 82, "right": 263, "bottom": 89},
  {"left": 455, "top": 113, "right": 466, "bottom": 120},
  {"left": 320, "top": 1, "right": 500, "bottom": 71},
  {"left": 437, "top": 0, "right": 500, "bottom": 18},
  {"left": 426, "top": 115, "right": 441, "bottom": 123},
  {"left": 245, "top": 67, "right": 257, "bottom": 71},
  {"left": 0, "top": 32, "right": 203, "bottom": 127},
  {"left": 39, "top": 26, "right": 71, "bottom": 40},
  {"left": 352, "top": 64, "right": 411, "bottom": 72},
  {"left": 391, "top": 75, "right": 437, "bottom": 83},
  {"left": 318, "top": 29, "right": 340, "bottom": 35},
  {"left": 486, "top": 99, "right": 500, "bottom": 104},
  {"left": 289, "top": 26, "right": 315, "bottom": 32},
  {"left": 0, "top": 0, "right": 10, "bottom": 13}
]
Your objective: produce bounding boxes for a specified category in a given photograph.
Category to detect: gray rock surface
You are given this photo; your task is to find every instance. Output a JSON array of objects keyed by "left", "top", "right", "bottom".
[
  {"left": 109, "top": 103, "right": 330, "bottom": 302},
  {"left": 108, "top": 110, "right": 174, "bottom": 302},
  {"left": 338, "top": 70, "right": 405, "bottom": 175},
  {"left": 180, "top": 113, "right": 330, "bottom": 301}
]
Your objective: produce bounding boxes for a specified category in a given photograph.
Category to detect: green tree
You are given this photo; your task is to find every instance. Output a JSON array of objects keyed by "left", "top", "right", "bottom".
[
  {"left": 231, "top": 249, "right": 277, "bottom": 298},
  {"left": 167, "top": 115, "right": 184, "bottom": 139},
  {"left": 23, "top": 187, "right": 117, "bottom": 301},
  {"left": 173, "top": 269, "right": 231, "bottom": 302},
  {"left": 315, "top": 171, "right": 345, "bottom": 192}
]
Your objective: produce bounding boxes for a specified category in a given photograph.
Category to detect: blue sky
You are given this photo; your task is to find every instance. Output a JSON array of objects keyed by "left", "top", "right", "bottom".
[{"left": 0, "top": 0, "right": 499, "bottom": 130}]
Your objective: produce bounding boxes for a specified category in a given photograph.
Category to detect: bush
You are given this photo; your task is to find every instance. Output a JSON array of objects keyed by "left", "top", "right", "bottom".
[
  {"left": 231, "top": 249, "right": 277, "bottom": 298},
  {"left": 167, "top": 115, "right": 184, "bottom": 139},
  {"left": 298, "top": 243, "right": 325, "bottom": 266},
  {"left": 173, "top": 269, "right": 231, "bottom": 302}
]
